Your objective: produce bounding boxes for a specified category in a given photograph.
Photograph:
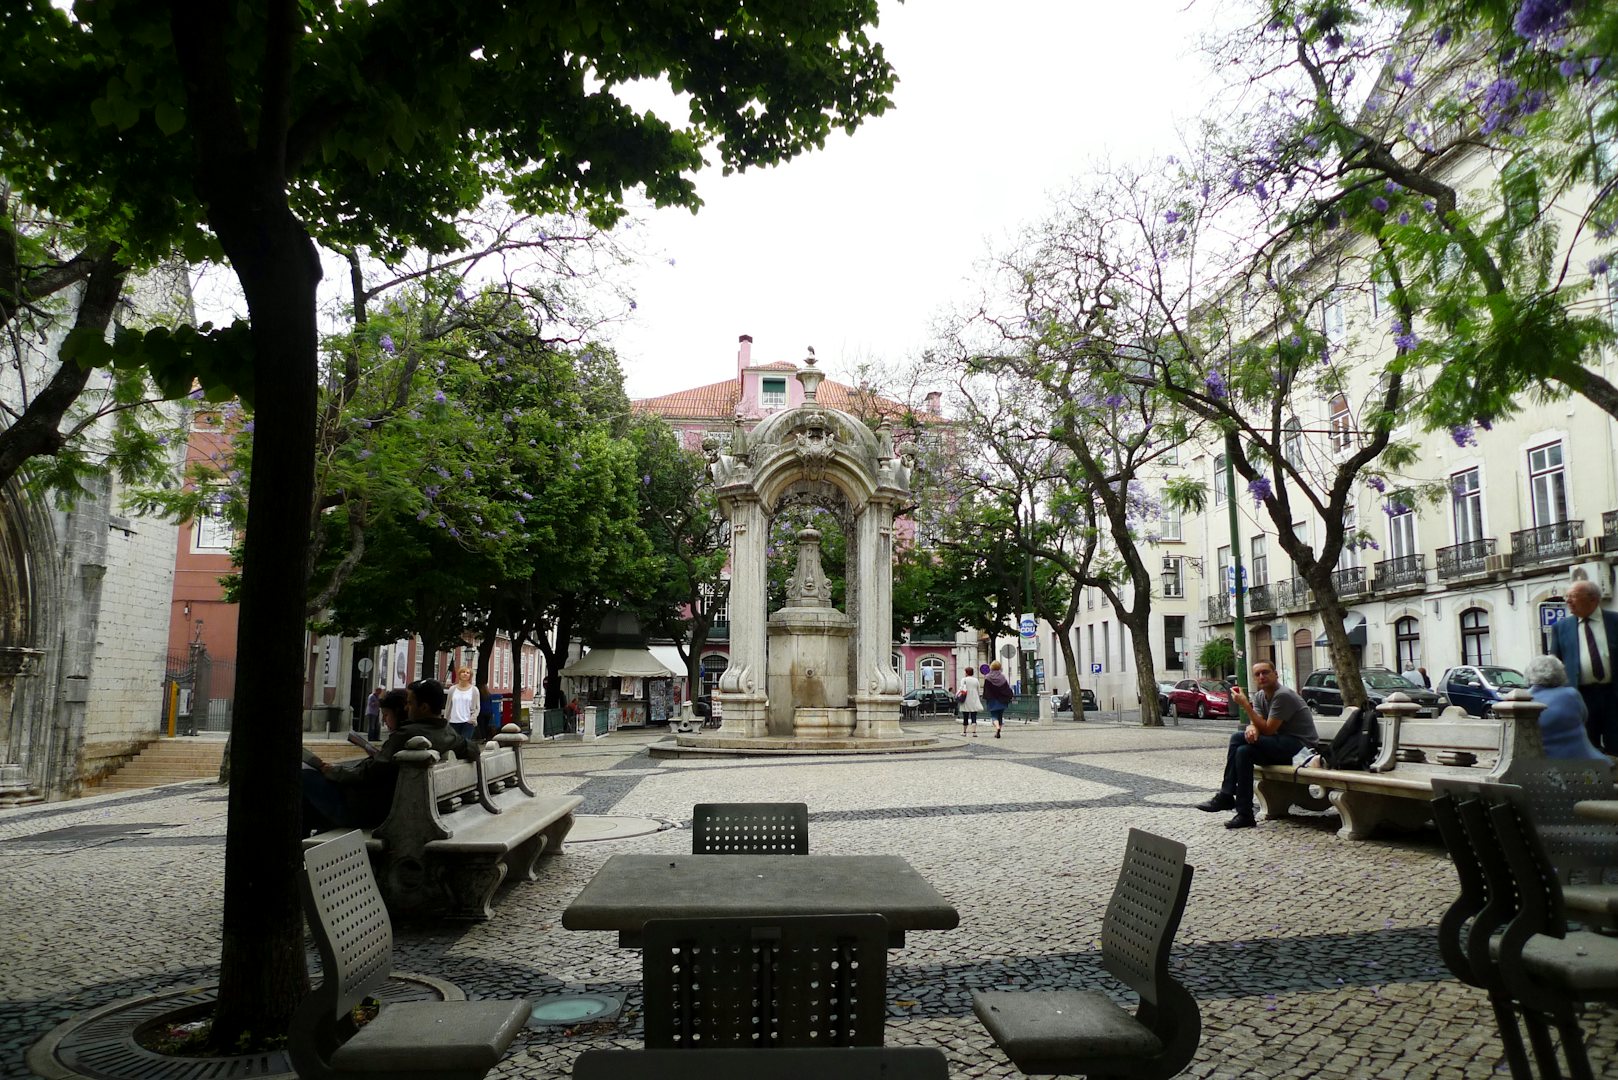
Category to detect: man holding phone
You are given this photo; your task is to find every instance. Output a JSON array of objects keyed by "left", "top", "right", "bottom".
[{"left": 1194, "top": 661, "right": 1318, "bottom": 829}]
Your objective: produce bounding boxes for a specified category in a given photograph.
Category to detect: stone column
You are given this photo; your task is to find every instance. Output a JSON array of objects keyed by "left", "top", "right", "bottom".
[
  {"left": 0, "top": 647, "right": 44, "bottom": 806},
  {"left": 716, "top": 496, "right": 770, "bottom": 737},
  {"left": 851, "top": 500, "right": 902, "bottom": 737}
]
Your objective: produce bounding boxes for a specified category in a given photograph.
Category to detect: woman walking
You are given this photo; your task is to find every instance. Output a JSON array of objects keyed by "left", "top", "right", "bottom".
[
  {"left": 983, "top": 660, "right": 1015, "bottom": 738},
  {"left": 959, "top": 669, "right": 984, "bottom": 737}
]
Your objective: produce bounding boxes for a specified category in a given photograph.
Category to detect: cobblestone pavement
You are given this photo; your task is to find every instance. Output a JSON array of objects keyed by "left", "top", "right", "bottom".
[{"left": 3, "top": 716, "right": 1614, "bottom": 1079}]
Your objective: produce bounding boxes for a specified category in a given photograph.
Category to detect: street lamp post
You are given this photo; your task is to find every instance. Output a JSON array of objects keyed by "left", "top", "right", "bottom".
[{"left": 1224, "top": 430, "right": 1247, "bottom": 695}]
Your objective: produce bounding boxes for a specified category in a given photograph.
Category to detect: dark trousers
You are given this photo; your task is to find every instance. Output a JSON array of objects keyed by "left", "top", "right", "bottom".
[
  {"left": 1220, "top": 731, "right": 1306, "bottom": 813},
  {"left": 1577, "top": 682, "right": 1618, "bottom": 754}
]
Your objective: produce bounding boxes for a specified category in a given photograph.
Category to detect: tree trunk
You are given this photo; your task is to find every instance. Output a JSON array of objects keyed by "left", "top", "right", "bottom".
[
  {"left": 210, "top": 214, "right": 322, "bottom": 1045},
  {"left": 1303, "top": 565, "right": 1367, "bottom": 710},
  {"left": 1118, "top": 612, "right": 1164, "bottom": 727}
]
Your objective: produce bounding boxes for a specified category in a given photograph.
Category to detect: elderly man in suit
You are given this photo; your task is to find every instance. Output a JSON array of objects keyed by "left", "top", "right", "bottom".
[{"left": 1549, "top": 578, "right": 1618, "bottom": 754}]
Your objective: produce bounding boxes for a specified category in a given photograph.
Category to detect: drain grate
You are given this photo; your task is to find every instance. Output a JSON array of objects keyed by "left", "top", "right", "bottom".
[{"left": 34, "top": 974, "right": 455, "bottom": 1080}]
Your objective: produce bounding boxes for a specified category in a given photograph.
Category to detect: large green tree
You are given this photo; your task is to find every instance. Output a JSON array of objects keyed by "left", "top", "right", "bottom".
[{"left": 0, "top": 0, "right": 895, "bottom": 1044}]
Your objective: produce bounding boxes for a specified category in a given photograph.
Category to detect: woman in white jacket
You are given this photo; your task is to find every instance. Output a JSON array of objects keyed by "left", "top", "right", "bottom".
[{"left": 958, "top": 670, "right": 984, "bottom": 737}]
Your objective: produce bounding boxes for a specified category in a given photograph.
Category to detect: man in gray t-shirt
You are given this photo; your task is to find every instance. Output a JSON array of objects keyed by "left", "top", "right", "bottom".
[{"left": 1195, "top": 661, "right": 1317, "bottom": 829}]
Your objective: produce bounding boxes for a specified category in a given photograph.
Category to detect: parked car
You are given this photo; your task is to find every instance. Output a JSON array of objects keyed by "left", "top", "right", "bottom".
[
  {"left": 1154, "top": 680, "right": 1177, "bottom": 714},
  {"left": 902, "top": 687, "right": 958, "bottom": 716},
  {"left": 1437, "top": 665, "right": 1529, "bottom": 717},
  {"left": 1167, "top": 679, "right": 1231, "bottom": 719},
  {"left": 1300, "top": 667, "right": 1449, "bottom": 717}
]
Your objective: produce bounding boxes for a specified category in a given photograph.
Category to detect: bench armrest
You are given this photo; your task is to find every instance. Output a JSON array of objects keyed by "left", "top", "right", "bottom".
[{"left": 494, "top": 724, "right": 535, "bottom": 796}]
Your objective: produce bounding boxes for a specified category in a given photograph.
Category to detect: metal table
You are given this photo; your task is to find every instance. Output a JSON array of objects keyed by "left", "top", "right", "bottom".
[
  {"left": 561, "top": 854, "right": 959, "bottom": 947},
  {"left": 1573, "top": 799, "right": 1618, "bottom": 825}
]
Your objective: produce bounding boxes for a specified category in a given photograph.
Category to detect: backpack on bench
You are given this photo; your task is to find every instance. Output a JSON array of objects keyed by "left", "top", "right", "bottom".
[{"left": 1321, "top": 707, "right": 1379, "bottom": 771}]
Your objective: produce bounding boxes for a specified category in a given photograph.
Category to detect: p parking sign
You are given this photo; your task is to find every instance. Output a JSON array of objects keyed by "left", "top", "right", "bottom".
[{"left": 1090, "top": 663, "right": 1102, "bottom": 675}]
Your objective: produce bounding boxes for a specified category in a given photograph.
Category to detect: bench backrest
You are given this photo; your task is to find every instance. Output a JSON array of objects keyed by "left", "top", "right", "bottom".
[
  {"left": 641, "top": 913, "right": 887, "bottom": 1048},
  {"left": 298, "top": 830, "right": 392, "bottom": 1023},
  {"left": 573, "top": 1047, "right": 950, "bottom": 1079},
  {"left": 692, "top": 802, "right": 809, "bottom": 854}
]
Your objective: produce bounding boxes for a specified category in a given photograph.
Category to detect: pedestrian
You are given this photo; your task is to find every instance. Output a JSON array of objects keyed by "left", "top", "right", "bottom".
[
  {"left": 447, "top": 666, "right": 480, "bottom": 742},
  {"left": 1400, "top": 662, "right": 1423, "bottom": 688},
  {"left": 1524, "top": 655, "right": 1607, "bottom": 760},
  {"left": 1194, "top": 660, "right": 1318, "bottom": 829},
  {"left": 362, "top": 686, "right": 383, "bottom": 740},
  {"left": 1548, "top": 579, "right": 1618, "bottom": 752},
  {"left": 959, "top": 669, "right": 984, "bottom": 737},
  {"left": 1417, "top": 667, "right": 1431, "bottom": 689},
  {"left": 983, "top": 660, "right": 1014, "bottom": 739}
]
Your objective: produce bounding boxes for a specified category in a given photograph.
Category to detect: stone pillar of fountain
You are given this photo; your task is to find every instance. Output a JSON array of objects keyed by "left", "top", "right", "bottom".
[{"left": 767, "top": 528, "right": 855, "bottom": 739}]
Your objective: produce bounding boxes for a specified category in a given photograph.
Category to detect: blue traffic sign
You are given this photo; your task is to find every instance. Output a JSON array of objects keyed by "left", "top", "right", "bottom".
[
  {"left": 1540, "top": 603, "right": 1568, "bottom": 628},
  {"left": 1090, "top": 663, "right": 1102, "bottom": 675}
]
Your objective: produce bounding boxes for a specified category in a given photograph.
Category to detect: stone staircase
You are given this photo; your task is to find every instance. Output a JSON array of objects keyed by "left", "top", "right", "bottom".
[{"left": 95, "top": 736, "right": 369, "bottom": 792}]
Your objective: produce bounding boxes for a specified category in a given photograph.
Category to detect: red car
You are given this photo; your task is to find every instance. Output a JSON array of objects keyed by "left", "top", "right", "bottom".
[{"left": 1167, "top": 679, "right": 1231, "bottom": 719}]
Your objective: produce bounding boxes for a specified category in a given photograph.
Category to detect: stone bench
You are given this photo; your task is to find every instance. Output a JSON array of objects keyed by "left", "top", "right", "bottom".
[
  {"left": 305, "top": 725, "right": 581, "bottom": 919},
  {"left": 1254, "top": 694, "right": 1547, "bottom": 841}
]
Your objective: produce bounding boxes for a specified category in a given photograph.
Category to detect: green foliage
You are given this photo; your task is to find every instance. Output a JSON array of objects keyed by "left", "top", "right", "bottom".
[{"left": 1199, "top": 636, "right": 1235, "bottom": 677}]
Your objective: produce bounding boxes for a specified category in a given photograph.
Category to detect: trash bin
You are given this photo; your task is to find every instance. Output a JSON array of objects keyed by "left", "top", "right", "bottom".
[
  {"left": 484, "top": 693, "right": 503, "bottom": 734},
  {"left": 501, "top": 696, "right": 515, "bottom": 727}
]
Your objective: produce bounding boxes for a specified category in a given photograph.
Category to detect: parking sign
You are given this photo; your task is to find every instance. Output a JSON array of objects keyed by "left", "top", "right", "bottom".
[{"left": 1090, "top": 663, "right": 1102, "bottom": 675}]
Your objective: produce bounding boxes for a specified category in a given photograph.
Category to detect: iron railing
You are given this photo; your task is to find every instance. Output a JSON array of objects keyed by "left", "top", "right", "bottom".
[
  {"left": 1273, "top": 577, "right": 1314, "bottom": 611},
  {"left": 1207, "top": 593, "right": 1231, "bottom": 622},
  {"left": 1247, "top": 582, "right": 1275, "bottom": 613},
  {"left": 1436, "top": 539, "right": 1495, "bottom": 580},
  {"left": 1375, "top": 554, "right": 1426, "bottom": 590},
  {"left": 1331, "top": 566, "right": 1368, "bottom": 597},
  {"left": 1511, "top": 520, "right": 1584, "bottom": 567},
  {"left": 1604, "top": 510, "right": 1618, "bottom": 547}
]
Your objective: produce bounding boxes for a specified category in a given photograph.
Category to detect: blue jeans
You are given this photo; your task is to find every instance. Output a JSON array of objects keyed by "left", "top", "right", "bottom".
[
  {"left": 988, "top": 706, "right": 1006, "bottom": 727},
  {"left": 1220, "top": 731, "right": 1305, "bottom": 814},
  {"left": 300, "top": 766, "right": 359, "bottom": 833}
]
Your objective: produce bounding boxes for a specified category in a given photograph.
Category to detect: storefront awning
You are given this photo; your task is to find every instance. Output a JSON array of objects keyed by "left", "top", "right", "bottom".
[
  {"left": 1343, "top": 611, "right": 1367, "bottom": 646},
  {"left": 560, "top": 647, "right": 676, "bottom": 679}
]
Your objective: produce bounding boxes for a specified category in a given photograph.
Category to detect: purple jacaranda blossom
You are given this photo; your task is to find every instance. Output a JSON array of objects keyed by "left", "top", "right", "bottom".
[
  {"left": 471, "top": 513, "right": 482, "bottom": 524},
  {"left": 1478, "top": 417, "right": 1494, "bottom": 431},
  {"left": 243, "top": 420, "right": 255, "bottom": 433},
  {"left": 188, "top": 387, "right": 204, "bottom": 400},
  {"left": 1254, "top": 181, "right": 1269, "bottom": 201},
  {"left": 1104, "top": 392, "right": 1127, "bottom": 408},
  {"left": 379, "top": 334, "right": 395, "bottom": 355},
  {"left": 1424, "top": 199, "right": 1437, "bottom": 213},
  {"left": 1385, "top": 180, "right": 1401, "bottom": 194},
  {"left": 1205, "top": 370, "right": 1228, "bottom": 399},
  {"left": 519, "top": 491, "right": 533, "bottom": 501},
  {"left": 1398, "top": 212, "right": 1411, "bottom": 225},
  {"left": 514, "top": 511, "right": 526, "bottom": 525},
  {"left": 1231, "top": 172, "right": 1247, "bottom": 194},
  {"left": 448, "top": 527, "right": 460, "bottom": 539},
  {"left": 1383, "top": 499, "right": 1411, "bottom": 517},
  {"left": 1560, "top": 58, "right": 1581, "bottom": 79},
  {"left": 642, "top": 474, "right": 653, "bottom": 485},
  {"left": 629, "top": 300, "right": 637, "bottom": 310},
  {"left": 1371, "top": 196, "right": 1390, "bottom": 213},
  {"left": 1249, "top": 477, "right": 1273, "bottom": 504},
  {"left": 434, "top": 466, "right": 450, "bottom": 480},
  {"left": 1589, "top": 257, "right": 1611, "bottom": 276},
  {"left": 1368, "top": 476, "right": 1387, "bottom": 493},
  {"left": 1164, "top": 210, "right": 1180, "bottom": 224},
  {"left": 1513, "top": 0, "right": 1572, "bottom": 40},
  {"left": 433, "top": 390, "right": 447, "bottom": 404},
  {"left": 1432, "top": 26, "right": 1452, "bottom": 47},
  {"left": 1325, "top": 29, "right": 1344, "bottom": 51},
  {"left": 1394, "top": 64, "right": 1416, "bottom": 88},
  {"left": 1288, "top": 334, "right": 1302, "bottom": 347},
  {"left": 425, "top": 485, "right": 440, "bottom": 499},
  {"left": 1451, "top": 424, "right": 1478, "bottom": 447},
  {"left": 417, "top": 509, "right": 429, "bottom": 522},
  {"left": 156, "top": 434, "right": 169, "bottom": 446},
  {"left": 1391, "top": 320, "right": 1420, "bottom": 352},
  {"left": 1480, "top": 78, "right": 1519, "bottom": 134},
  {"left": 462, "top": 468, "right": 473, "bottom": 480},
  {"left": 455, "top": 286, "right": 468, "bottom": 301},
  {"left": 357, "top": 448, "right": 372, "bottom": 460}
]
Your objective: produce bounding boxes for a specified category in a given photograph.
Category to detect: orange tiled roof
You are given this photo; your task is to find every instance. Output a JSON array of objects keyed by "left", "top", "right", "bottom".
[{"left": 634, "top": 364, "right": 917, "bottom": 421}]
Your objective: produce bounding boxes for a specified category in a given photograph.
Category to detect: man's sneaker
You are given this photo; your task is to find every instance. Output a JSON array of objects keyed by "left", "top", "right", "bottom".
[
  {"left": 1195, "top": 793, "right": 1236, "bottom": 813},
  {"left": 1224, "top": 813, "right": 1257, "bottom": 829}
]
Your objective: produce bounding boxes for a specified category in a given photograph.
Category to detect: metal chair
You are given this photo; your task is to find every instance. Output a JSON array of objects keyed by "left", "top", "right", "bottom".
[
  {"left": 1431, "top": 779, "right": 1537, "bottom": 1080},
  {"left": 973, "top": 829, "right": 1200, "bottom": 1078},
  {"left": 573, "top": 1046, "right": 949, "bottom": 1078},
  {"left": 291, "top": 830, "right": 530, "bottom": 1080},
  {"left": 641, "top": 913, "right": 888, "bottom": 1048},
  {"left": 691, "top": 801, "right": 810, "bottom": 854}
]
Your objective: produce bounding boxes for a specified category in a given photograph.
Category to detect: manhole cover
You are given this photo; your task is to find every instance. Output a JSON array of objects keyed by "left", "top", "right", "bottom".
[
  {"left": 526, "top": 993, "right": 624, "bottom": 1027},
  {"left": 21, "top": 823, "right": 177, "bottom": 842},
  {"left": 30, "top": 974, "right": 457, "bottom": 1080}
]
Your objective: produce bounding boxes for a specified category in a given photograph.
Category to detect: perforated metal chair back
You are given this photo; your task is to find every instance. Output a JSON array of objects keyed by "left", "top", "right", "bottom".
[
  {"left": 1507, "top": 759, "right": 1617, "bottom": 876},
  {"left": 641, "top": 913, "right": 887, "bottom": 1048},
  {"left": 1099, "top": 828, "right": 1195, "bottom": 1006},
  {"left": 299, "top": 829, "right": 393, "bottom": 1022},
  {"left": 1430, "top": 782, "right": 1490, "bottom": 988},
  {"left": 572, "top": 1046, "right": 950, "bottom": 1079},
  {"left": 691, "top": 802, "right": 810, "bottom": 854}
]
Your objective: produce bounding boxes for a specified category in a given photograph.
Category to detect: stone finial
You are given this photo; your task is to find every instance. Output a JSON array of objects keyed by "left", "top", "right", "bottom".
[{"left": 797, "top": 351, "right": 825, "bottom": 402}]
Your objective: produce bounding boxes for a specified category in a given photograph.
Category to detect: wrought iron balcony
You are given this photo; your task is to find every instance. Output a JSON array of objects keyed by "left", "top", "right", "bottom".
[
  {"left": 1375, "top": 554, "right": 1426, "bottom": 590},
  {"left": 1206, "top": 593, "right": 1232, "bottom": 623},
  {"left": 1331, "top": 565, "right": 1368, "bottom": 597},
  {"left": 1246, "top": 582, "right": 1275, "bottom": 613},
  {"left": 1510, "top": 520, "right": 1584, "bottom": 567},
  {"left": 706, "top": 622, "right": 730, "bottom": 641},
  {"left": 1273, "top": 577, "right": 1314, "bottom": 611},
  {"left": 1436, "top": 539, "right": 1495, "bottom": 580},
  {"left": 1605, "top": 510, "right": 1618, "bottom": 547}
]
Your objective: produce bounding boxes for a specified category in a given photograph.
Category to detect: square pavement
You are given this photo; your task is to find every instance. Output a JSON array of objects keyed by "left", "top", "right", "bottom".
[{"left": 2, "top": 716, "right": 1613, "bottom": 1079}]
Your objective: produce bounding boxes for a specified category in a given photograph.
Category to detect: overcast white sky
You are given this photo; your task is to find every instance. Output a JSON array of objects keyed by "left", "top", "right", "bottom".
[{"left": 611, "top": 0, "right": 1225, "bottom": 399}]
